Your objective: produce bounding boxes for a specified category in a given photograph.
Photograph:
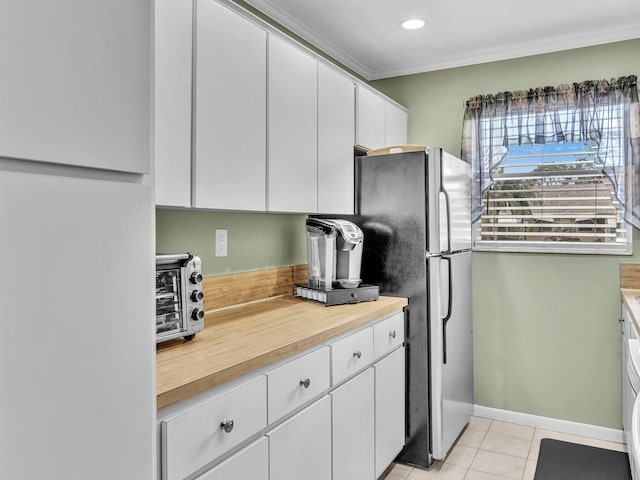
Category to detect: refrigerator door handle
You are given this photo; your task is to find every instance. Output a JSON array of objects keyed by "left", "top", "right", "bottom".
[
  {"left": 440, "top": 187, "right": 452, "bottom": 254},
  {"left": 442, "top": 256, "right": 453, "bottom": 364}
]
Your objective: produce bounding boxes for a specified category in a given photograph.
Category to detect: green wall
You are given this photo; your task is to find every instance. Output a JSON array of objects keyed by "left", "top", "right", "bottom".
[
  {"left": 156, "top": 209, "right": 307, "bottom": 277},
  {"left": 374, "top": 38, "right": 640, "bottom": 429}
]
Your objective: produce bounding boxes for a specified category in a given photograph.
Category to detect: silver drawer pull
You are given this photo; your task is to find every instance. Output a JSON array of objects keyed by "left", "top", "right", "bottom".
[
  {"left": 389, "top": 330, "right": 397, "bottom": 339},
  {"left": 353, "top": 350, "right": 362, "bottom": 359},
  {"left": 220, "top": 419, "right": 234, "bottom": 433},
  {"left": 299, "top": 378, "right": 311, "bottom": 389}
]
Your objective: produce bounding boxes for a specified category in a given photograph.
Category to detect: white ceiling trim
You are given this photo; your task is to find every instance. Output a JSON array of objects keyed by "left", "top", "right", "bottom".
[
  {"left": 242, "top": 0, "right": 640, "bottom": 81},
  {"left": 242, "top": 0, "right": 373, "bottom": 78},
  {"left": 368, "top": 26, "right": 640, "bottom": 80}
]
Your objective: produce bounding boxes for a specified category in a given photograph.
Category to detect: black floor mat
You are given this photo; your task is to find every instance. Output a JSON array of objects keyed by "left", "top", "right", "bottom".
[{"left": 534, "top": 438, "right": 631, "bottom": 480}]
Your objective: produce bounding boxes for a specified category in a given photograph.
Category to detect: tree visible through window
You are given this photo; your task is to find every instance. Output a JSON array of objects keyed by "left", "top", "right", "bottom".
[
  {"left": 461, "top": 77, "right": 640, "bottom": 254},
  {"left": 480, "top": 141, "right": 626, "bottom": 246}
]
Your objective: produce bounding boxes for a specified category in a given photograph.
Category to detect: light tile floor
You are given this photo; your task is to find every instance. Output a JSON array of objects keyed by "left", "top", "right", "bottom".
[{"left": 382, "top": 416, "right": 628, "bottom": 480}]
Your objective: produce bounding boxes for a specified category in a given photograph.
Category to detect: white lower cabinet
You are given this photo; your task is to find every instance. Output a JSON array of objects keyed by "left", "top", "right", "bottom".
[
  {"left": 195, "top": 436, "right": 268, "bottom": 480},
  {"left": 374, "top": 347, "right": 406, "bottom": 478},
  {"left": 268, "top": 396, "right": 332, "bottom": 480},
  {"left": 331, "top": 368, "right": 375, "bottom": 480},
  {"left": 160, "top": 376, "right": 267, "bottom": 480},
  {"left": 158, "top": 310, "right": 406, "bottom": 480}
]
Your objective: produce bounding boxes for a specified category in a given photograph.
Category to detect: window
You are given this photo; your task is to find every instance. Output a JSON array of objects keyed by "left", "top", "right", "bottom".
[{"left": 462, "top": 77, "right": 640, "bottom": 255}]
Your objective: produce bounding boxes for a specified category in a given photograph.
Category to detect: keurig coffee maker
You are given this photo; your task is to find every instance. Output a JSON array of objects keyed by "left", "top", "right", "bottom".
[{"left": 297, "top": 218, "right": 378, "bottom": 306}]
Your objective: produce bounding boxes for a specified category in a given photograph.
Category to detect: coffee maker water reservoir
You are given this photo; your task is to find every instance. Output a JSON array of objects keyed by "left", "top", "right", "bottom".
[
  {"left": 299, "top": 218, "right": 378, "bottom": 305},
  {"left": 306, "top": 218, "right": 363, "bottom": 290}
]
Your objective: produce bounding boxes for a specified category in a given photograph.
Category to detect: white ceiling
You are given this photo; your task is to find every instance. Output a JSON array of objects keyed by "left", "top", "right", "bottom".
[{"left": 242, "top": 0, "right": 640, "bottom": 80}]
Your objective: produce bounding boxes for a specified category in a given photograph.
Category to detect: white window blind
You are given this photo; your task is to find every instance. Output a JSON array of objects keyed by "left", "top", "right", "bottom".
[{"left": 474, "top": 109, "right": 632, "bottom": 254}]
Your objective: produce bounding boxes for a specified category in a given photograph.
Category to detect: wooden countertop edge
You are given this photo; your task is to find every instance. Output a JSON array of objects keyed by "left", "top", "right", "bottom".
[
  {"left": 621, "top": 288, "right": 640, "bottom": 333},
  {"left": 156, "top": 296, "right": 408, "bottom": 410}
]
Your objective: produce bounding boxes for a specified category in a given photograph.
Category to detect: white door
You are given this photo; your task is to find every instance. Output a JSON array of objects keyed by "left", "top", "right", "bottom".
[
  {"left": 267, "top": 34, "right": 318, "bottom": 213},
  {"left": 194, "top": 0, "right": 268, "bottom": 211},
  {"left": 0, "top": 0, "right": 151, "bottom": 173},
  {"left": 331, "top": 368, "right": 375, "bottom": 480},
  {"left": 267, "top": 396, "right": 331, "bottom": 480},
  {"left": 385, "top": 102, "right": 408, "bottom": 147},
  {"left": 0, "top": 170, "right": 154, "bottom": 479},
  {"left": 318, "top": 63, "right": 356, "bottom": 215},
  {"left": 374, "top": 348, "right": 406, "bottom": 477},
  {"left": 357, "top": 86, "right": 386, "bottom": 150},
  {"left": 196, "top": 437, "right": 268, "bottom": 480},
  {"left": 155, "top": 0, "right": 193, "bottom": 207}
]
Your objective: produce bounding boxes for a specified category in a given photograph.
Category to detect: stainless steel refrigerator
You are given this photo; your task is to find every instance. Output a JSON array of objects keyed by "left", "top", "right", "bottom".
[{"left": 319, "top": 147, "right": 474, "bottom": 467}]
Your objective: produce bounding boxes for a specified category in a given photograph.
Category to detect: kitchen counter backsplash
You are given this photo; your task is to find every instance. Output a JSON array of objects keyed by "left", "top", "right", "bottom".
[
  {"left": 621, "top": 263, "right": 640, "bottom": 290},
  {"left": 202, "top": 264, "right": 307, "bottom": 312}
]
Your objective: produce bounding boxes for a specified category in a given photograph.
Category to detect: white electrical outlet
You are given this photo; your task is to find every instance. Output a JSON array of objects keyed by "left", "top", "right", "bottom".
[{"left": 215, "top": 229, "right": 228, "bottom": 257}]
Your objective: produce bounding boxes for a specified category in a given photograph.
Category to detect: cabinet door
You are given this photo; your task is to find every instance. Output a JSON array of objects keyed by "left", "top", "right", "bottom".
[
  {"left": 357, "top": 86, "right": 386, "bottom": 150},
  {"left": 194, "top": 0, "right": 267, "bottom": 210},
  {"left": 374, "top": 347, "right": 406, "bottom": 478},
  {"left": 268, "top": 34, "right": 318, "bottom": 213},
  {"left": 0, "top": 0, "right": 150, "bottom": 173},
  {"left": 267, "top": 396, "right": 331, "bottom": 480},
  {"left": 155, "top": 0, "right": 193, "bottom": 207},
  {"left": 385, "top": 102, "right": 408, "bottom": 146},
  {"left": 196, "top": 437, "right": 268, "bottom": 480},
  {"left": 318, "top": 63, "right": 355, "bottom": 214},
  {"left": 0, "top": 172, "right": 153, "bottom": 480},
  {"left": 331, "top": 368, "right": 375, "bottom": 480}
]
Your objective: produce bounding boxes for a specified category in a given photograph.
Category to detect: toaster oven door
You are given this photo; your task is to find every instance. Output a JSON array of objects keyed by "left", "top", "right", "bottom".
[{"left": 156, "top": 267, "right": 186, "bottom": 339}]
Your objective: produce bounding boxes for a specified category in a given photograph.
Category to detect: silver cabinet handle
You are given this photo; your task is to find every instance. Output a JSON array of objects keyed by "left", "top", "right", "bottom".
[
  {"left": 353, "top": 350, "right": 362, "bottom": 359},
  {"left": 389, "top": 331, "right": 397, "bottom": 339},
  {"left": 220, "top": 419, "right": 234, "bottom": 433},
  {"left": 299, "top": 378, "right": 311, "bottom": 389}
]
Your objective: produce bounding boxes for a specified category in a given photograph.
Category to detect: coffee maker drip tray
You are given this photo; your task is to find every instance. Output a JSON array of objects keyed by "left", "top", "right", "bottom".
[{"left": 294, "top": 284, "right": 379, "bottom": 306}]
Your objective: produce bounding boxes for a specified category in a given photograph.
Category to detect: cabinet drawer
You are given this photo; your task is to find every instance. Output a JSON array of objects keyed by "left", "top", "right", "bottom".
[
  {"left": 267, "top": 346, "right": 330, "bottom": 424},
  {"left": 195, "top": 436, "right": 268, "bottom": 480},
  {"left": 161, "top": 376, "right": 267, "bottom": 480},
  {"left": 373, "top": 311, "right": 404, "bottom": 359},
  {"left": 331, "top": 327, "right": 374, "bottom": 385}
]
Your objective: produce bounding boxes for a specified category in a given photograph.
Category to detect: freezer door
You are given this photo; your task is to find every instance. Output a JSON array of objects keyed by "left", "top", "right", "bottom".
[
  {"left": 429, "top": 251, "right": 474, "bottom": 460},
  {"left": 439, "top": 151, "right": 472, "bottom": 253}
]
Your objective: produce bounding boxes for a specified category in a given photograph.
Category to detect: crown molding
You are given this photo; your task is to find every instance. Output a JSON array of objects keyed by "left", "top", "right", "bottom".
[
  {"left": 368, "top": 27, "right": 640, "bottom": 80},
  {"left": 241, "top": 0, "right": 640, "bottom": 80}
]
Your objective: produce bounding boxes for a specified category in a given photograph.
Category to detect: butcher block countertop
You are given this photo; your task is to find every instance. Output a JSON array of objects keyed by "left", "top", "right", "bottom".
[
  {"left": 156, "top": 295, "right": 408, "bottom": 410},
  {"left": 621, "top": 289, "right": 640, "bottom": 332}
]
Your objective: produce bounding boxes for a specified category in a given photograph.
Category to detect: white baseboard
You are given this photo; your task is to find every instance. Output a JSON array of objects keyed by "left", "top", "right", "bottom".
[{"left": 473, "top": 405, "right": 625, "bottom": 444}]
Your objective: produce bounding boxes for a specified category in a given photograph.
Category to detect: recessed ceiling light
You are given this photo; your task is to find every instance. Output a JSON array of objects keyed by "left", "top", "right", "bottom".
[{"left": 400, "top": 18, "right": 426, "bottom": 30}]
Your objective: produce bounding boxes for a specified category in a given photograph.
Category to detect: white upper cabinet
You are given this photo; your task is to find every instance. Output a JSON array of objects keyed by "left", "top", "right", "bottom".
[
  {"left": 194, "top": 0, "right": 268, "bottom": 211},
  {"left": 0, "top": 0, "right": 150, "bottom": 174},
  {"left": 357, "top": 85, "right": 408, "bottom": 150},
  {"left": 153, "top": 1, "right": 406, "bottom": 213},
  {"left": 357, "top": 86, "right": 387, "bottom": 150},
  {"left": 155, "top": 0, "right": 193, "bottom": 207},
  {"left": 268, "top": 34, "right": 318, "bottom": 213},
  {"left": 385, "top": 101, "right": 408, "bottom": 146},
  {"left": 318, "top": 64, "right": 356, "bottom": 215}
]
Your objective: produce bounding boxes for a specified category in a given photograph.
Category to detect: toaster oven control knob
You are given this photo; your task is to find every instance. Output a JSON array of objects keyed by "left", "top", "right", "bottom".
[
  {"left": 190, "top": 272, "right": 203, "bottom": 285},
  {"left": 191, "top": 308, "right": 204, "bottom": 321},
  {"left": 191, "top": 290, "right": 204, "bottom": 302}
]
